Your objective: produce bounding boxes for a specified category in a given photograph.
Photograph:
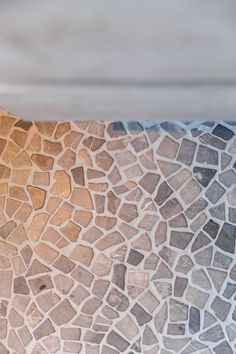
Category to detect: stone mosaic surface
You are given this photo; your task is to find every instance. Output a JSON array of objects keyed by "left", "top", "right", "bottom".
[{"left": 0, "top": 115, "right": 235, "bottom": 353}]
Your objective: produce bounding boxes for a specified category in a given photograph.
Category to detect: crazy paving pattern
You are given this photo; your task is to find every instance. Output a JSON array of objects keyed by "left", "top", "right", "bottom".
[{"left": 0, "top": 116, "right": 235, "bottom": 354}]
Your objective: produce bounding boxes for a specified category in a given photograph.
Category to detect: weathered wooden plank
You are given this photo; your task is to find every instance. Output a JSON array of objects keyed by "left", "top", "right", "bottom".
[
  {"left": 0, "top": 0, "right": 236, "bottom": 83},
  {"left": 1, "top": 84, "right": 236, "bottom": 121}
]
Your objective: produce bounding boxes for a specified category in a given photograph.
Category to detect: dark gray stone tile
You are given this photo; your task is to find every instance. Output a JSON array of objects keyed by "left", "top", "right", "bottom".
[
  {"left": 112, "top": 264, "right": 126, "bottom": 290},
  {"left": 107, "top": 331, "right": 129, "bottom": 352},
  {"left": 130, "top": 303, "right": 152, "bottom": 326},
  {"left": 170, "top": 231, "right": 194, "bottom": 250},
  {"left": 193, "top": 166, "right": 216, "bottom": 187},
  {"left": 215, "top": 222, "right": 236, "bottom": 254},
  {"left": 203, "top": 220, "right": 220, "bottom": 239},
  {"left": 212, "top": 124, "right": 235, "bottom": 141},
  {"left": 205, "top": 181, "right": 226, "bottom": 204},
  {"left": 213, "top": 341, "right": 233, "bottom": 354},
  {"left": 196, "top": 145, "right": 218, "bottom": 165},
  {"left": 211, "top": 296, "right": 231, "bottom": 321},
  {"left": 127, "top": 249, "right": 144, "bottom": 266},
  {"left": 189, "top": 306, "right": 200, "bottom": 334},
  {"left": 154, "top": 182, "right": 173, "bottom": 206}
]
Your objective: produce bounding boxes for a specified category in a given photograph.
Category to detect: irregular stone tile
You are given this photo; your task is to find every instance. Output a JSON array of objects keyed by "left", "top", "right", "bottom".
[
  {"left": 170, "top": 231, "right": 193, "bottom": 250},
  {"left": 0, "top": 241, "right": 17, "bottom": 256},
  {"left": 18, "top": 325, "right": 32, "bottom": 346},
  {"left": 211, "top": 296, "right": 231, "bottom": 321},
  {"left": 193, "top": 166, "right": 217, "bottom": 187},
  {"left": 92, "top": 280, "right": 109, "bottom": 299},
  {"left": 106, "top": 288, "right": 129, "bottom": 312},
  {"left": 70, "top": 245, "right": 94, "bottom": 266},
  {"left": 34, "top": 242, "right": 58, "bottom": 264},
  {"left": 12, "top": 169, "right": 29, "bottom": 185},
  {"left": 2, "top": 141, "right": 19, "bottom": 164},
  {"left": 81, "top": 296, "right": 102, "bottom": 315},
  {"left": 174, "top": 276, "right": 188, "bottom": 297},
  {"left": 33, "top": 319, "right": 55, "bottom": 340},
  {"left": 185, "top": 286, "right": 209, "bottom": 309},
  {"left": 157, "top": 136, "right": 179, "bottom": 159},
  {"left": 32, "top": 153, "right": 53, "bottom": 171},
  {"left": 154, "top": 182, "right": 173, "bottom": 205},
  {"left": 0, "top": 220, "right": 17, "bottom": 239},
  {"left": 143, "top": 326, "right": 158, "bottom": 345},
  {"left": 138, "top": 214, "right": 158, "bottom": 231},
  {"left": 0, "top": 164, "right": 11, "bottom": 179},
  {"left": 154, "top": 281, "right": 171, "bottom": 299},
  {"left": 194, "top": 246, "right": 213, "bottom": 266},
  {"left": 10, "top": 129, "right": 28, "bottom": 148},
  {"left": 12, "top": 151, "right": 31, "bottom": 168},
  {"left": 163, "top": 337, "right": 190, "bottom": 352},
  {"left": 112, "top": 264, "right": 126, "bottom": 290},
  {"left": 28, "top": 275, "right": 53, "bottom": 295},
  {"left": 159, "top": 198, "right": 183, "bottom": 219},
  {"left": 51, "top": 170, "right": 71, "bottom": 197},
  {"left": 191, "top": 269, "right": 211, "bottom": 290},
  {"left": 213, "top": 341, "right": 233, "bottom": 354},
  {"left": 160, "top": 121, "right": 186, "bottom": 139},
  {"left": 91, "top": 254, "right": 112, "bottom": 276},
  {"left": 196, "top": 145, "right": 218, "bottom": 165},
  {"left": 53, "top": 255, "right": 75, "bottom": 274},
  {"left": 84, "top": 330, "right": 105, "bottom": 344},
  {"left": 9, "top": 186, "right": 28, "bottom": 201},
  {"left": 212, "top": 123, "right": 234, "bottom": 140},
  {"left": 0, "top": 270, "right": 12, "bottom": 298},
  {"left": 118, "top": 203, "right": 138, "bottom": 222},
  {"left": 180, "top": 179, "right": 201, "bottom": 205},
  {"left": 27, "top": 213, "right": 49, "bottom": 241},
  {"left": 177, "top": 138, "right": 196, "bottom": 165},
  {"left": 226, "top": 323, "right": 236, "bottom": 342},
  {"left": 175, "top": 255, "right": 194, "bottom": 274},
  {"left": 27, "top": 186, "right": 46, "bottom": 209},
  {"left": 190, "top": 212, "right": 207, "bottom": 232},
  {"left": 203, "top": 219, "right": 220, "bottom": 239},
  {"left": 207, "top": 268, "right": 227, "bottom": 292},
  {"left": 215, "top": 222, "right": 236, "bottom": 254},
  {"left": 15, "top": 119, "right": 33, "bottom": 131},
  {"left": 58, "top": 149, "right": 76, "bottom": 169},
  {"left": 205, "top": 181, "right": 226, "bottom": 204},
  {"left": 139, "top": 291, "right": 160, "bottom": 313},
  {"left": 95, "top": 231, "right": 124, "bottom": 251},
  {"left": 199, "top": 132, "right": 227, "bottom": 150},
  {"left": 49, "top": 299, "right": 76, "bottom": 325},
  {"left": 70, "top": 187, "right": 93, "bottom": 210},
  {"left": 50, "top": 202, "right": 73, "bottom": 226},
  {"left": 188, "top": 199, "right": 209, "bottom": 222},
  {"left": 152, "top": 262, "right": 173, "bottom": 280},
  {"left": 8, "top": 329, "right": 25, "bottom": 353},
  {"left": 191, "top": 231, "right": 211, "bottom": 252},
  {"left": 131, "top": 135, "right": 148, "bottom": 152},
  {"left": 11, "top": 255, "right": 26, "bottom": 276},
  {"left": 131, "top": 303, "right": 152, "bottom": 326},
  {"left": 228, "top": 207, "right": 236, "bottom": 224},
  {"left": 95, "top": 216, "right": 116, "bottom": 230},
  {"left": 223, "top": 282, "right": 236, "bottom": 299},
  {"left": 167, "top": 323, "right": 185, "bottom": 336},
  {"left": 74, "top": 210, "right": 92, "bottom": 227},
  {"left": 72, "top": 265, "right": 94, "bottom": 287},
  {"left": 9, "top": 308, "right": 24, "bottom": 327},
  {"left": 127, "top": 249, "right": 144, "bottom": 266},
  {"left": 54, "top": 274, "right": 74, "bottom": 295},
  {"left": 60, "top": 220, "right": 81, "bottom": 242},
  {"left": 170, "top": 299, "right": 188, "bottom": 321},
  {"left": 209, "top": 203, "right": 226, "bottom": 221},
  {"left": 219, "top": 169, "right": 236, "bottom": 188}
]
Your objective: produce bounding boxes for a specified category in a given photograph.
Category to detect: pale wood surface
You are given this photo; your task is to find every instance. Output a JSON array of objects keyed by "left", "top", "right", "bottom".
[{"left": 0, "top": 0, "right": 236, "bottom": 119}]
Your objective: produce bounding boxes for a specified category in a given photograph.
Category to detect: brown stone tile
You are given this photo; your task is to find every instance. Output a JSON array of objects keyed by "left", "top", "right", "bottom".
[
  {"left": 32, "top": 153, "right": 54, "bottom": 171},
  {"left": 49, "top": 299, "right": 76, "bottom": 325},
  {"left": 70, "top": 188, "right": 94, "bottom": 210}
]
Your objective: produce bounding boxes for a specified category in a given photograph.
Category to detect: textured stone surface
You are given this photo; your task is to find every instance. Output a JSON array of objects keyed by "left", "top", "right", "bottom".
[{"left": 0, "top": 117, "right": 235, "bottom": 353}]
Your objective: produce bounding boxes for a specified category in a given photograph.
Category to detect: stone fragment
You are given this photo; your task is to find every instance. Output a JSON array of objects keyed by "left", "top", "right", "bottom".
[
  {"left": 106, "top": 288, "right": 129, "bottom": 312},
  {"left": 96, "top": 216, "right": 116, "bottom": 230},
  {"left": 196, "top": 145, "right": 218, "bottom": 165},
  {"left": 219, "top": 169, "right": 236, "bottom": 188},
  {"left": 174, "top": 276, "right": 188, "bottom": 297},
  {"left": 154, "top": 182, "right": 173, "bottom": 205},
  {"left": 92, "top": 279, "right": 109, "bottom": 299},
  {"left": 54, "top": 274, "right": 74, "bottom": 295},
  {"left": 82, "top": 226, "right": 103, "bottom": 243},
  {"left": 203, "top": 219, "right": 220, "bottom": 239},
  {"left": 223, "top": 282, "right": 236, "bottom": 299},
  {"left": 49, "top": 299, "right": 76, "bottom": 325},
  {"left": 58, "top": 149, "right": 76, "bottom": 169},
  {"left": 91, "top": 254, "right": 112, "bottom": 276},
  {"left": 70, "top": 187, "right": 93, "bottom": 210},
  {"left": 194, "top": 246, "right": 213, "bottom": 266},
  {"left": 74, "top": 210, "right": 92, "bottom": 227},
  {"left": 12, "top": 151, "right": 31, "bottom": 168},
  {"left": 213, "top": 341, "right": 233, "bottom": 354},
  {"left": 9, "top": 308, "right": 24, "bottom": 327},
  {"left": 20, "top": 246, "right": 33, "bottom": 267},
  {"left": 27, "top": 186, "right": 46, "bottom": 209},
  {"left": 95, "top": 231, "right": 124, "bottom": 251},
  {"left": 72, "top": 265, "right": 94, "bottom": 287},
  {"left": 192, "top": 269, "right": 211, "bottom": 290},
  {"left": 175, "top": 255, "right": 194, "bottom": 274},
  {"left": 118, "top": 203, "right": 138, "bottom": 222},
  {"left": 163, "top": 337, "right": 190, "bottom": 352},
  {"left": 32, "top": 153, "right": 53, "bottom": 170},
  {"left": 170, "top": 299, "right": 188, "bottom": 322},
  {"left": 207, "top": 268, "right": 227, "bottom": 292},
  {"left": 71, "top": 166, "right": 85, "bottom": 186},
  {"left": 107, "top": 122, "right": 127, "bottom": 138},
  {"left": 34, "top": 242, "right": 58, "bottom": 264},
  {"left": 43, "top": 139, "right": 62, "bottom": 155},
  {"left": 53, "top": 255, "right": 75, "bottom": 274},
  {"left": 167, "top": 323, "right": 185, "bottom": 336},
  {"left": 51, "top": 202, "right": 73, "bottom": 225},
  {"left": 193, "top": 166, "right": 217, "bottom": 187},
  {"left": 12, "top": 169, "right": 29, "bottom": 185},
  {"left": 51, "top": 170, "right": 71, "bottom": 197},
  {"left": 9, "top": 186, "right": 28, "bottom": 201},
  {"left": 152, "top": 262, "right": 172, "bottom": 280},
  {"left": 0, "top": 241, "right": 17, "bottom": 256},
  {"left": 154, "top": 302, "right": 167, "bottom": 333},
  {"left": 26, "top": 259, "right": 50, "bottom": 278},
  {"left": 27, "top": 213, "right": 49, "bottom": 241},
  {"left": 212, "top": 123, "right": 234, "bottom": 140},
  {"left": 157, "top": 136, "right": 179, "bottom": 159},
  {"left": 33, "top": 319, "right": 55, "bottom": 340},
  {"left": 177, "top": 138, "right": 196, "bottom": 165},
  {"left": 185, "top": 286, "right": 209, "bottom": 309},
  {"left": 0, "top": 271, "right": 12, "bottom": 298},
  {"left": 54, "top": 122, "right": 70, "bottom": 138},
  {"left": 139, "top": 173, "right": 160, "bottom": 194},
  {"left": 170, "top": 231, "right": 193, "bottom": 250},
  {"left": 209, "top": 203, "right": 226, "bottom": 220},
  {"left": 112, "top": 264, "right": 126, "bottom": 290},
  {"left": 131, "top": 303, "right": 152, "bottom": 326},
  {"left": 28, "top": 275, "right": 53, "bottom": 295},
  {"left": 70, "top": 245, "right": 93, "bottom": 266},
  {"left": 81, "top": 296, "right": 102, "bottom": 315},
  {"left": 159, "top": 198, "right": 183, "bottom": 219},
  {"left": 216, "top": 222, "right": 236, "bottom": 254},
  {"left": 0, "top": 220, "right": 17, "bottom": 239},
  {"left": 131, "top": 134, "right": 148, "bottom": 152},
  {"left": 191, "top": 231, "right": 210, "bottom": 252},
  {"left": 95, "top": 151, "right": 113, "bottom": 171},
  {"left": 8, "top": 329, "right": 25, "bottom": 353},
  {"left": 205, "top": 181, "right": 226, "bottom": 204},
  {"left": 127, "top": 249, "right": 144, "bottom": 266},
  {"left": 160, "top": 121, "right": 186, "bottom": 139},
  {"left": 5, "top": 199, "right": 21, "bottom": 218},
  {"left": 211, "top": 296, "right": 231, "bottom": 321}
]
